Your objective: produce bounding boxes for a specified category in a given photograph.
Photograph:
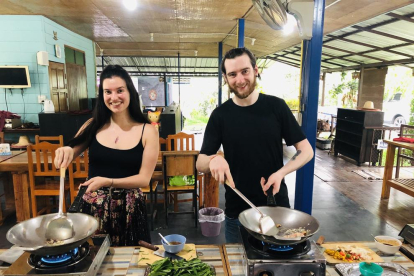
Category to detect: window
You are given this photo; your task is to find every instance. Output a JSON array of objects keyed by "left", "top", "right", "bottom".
[{"left": 65, "top": 46, "right": 85, "bottom": 66}]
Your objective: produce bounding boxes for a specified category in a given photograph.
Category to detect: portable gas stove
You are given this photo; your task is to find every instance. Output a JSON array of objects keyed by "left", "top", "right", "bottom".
[
  {"left": 240, "top": 227, "right": 326, "bottom": 276},
  {"left": 4, "top": 234, "right": 110, "bottom": 276},
  {"left": 399, "top": 224, "right": 414, "bottom": 261}
]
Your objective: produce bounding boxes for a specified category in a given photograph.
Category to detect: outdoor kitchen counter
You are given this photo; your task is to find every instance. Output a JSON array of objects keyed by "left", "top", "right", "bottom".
[
  {"left": 0, "top": 242, "right": 413, "bottom": 275},
  {"left": 224, "top": 242, "right": 414, "bottom": 276},
  {"left": 0, "top": 245, "right": 228, "bottom": 276}
]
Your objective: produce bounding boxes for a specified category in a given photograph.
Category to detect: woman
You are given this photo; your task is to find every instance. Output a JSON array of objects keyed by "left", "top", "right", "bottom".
[{"left": 54, "top": 65, "right": 158, "bottom": 245}]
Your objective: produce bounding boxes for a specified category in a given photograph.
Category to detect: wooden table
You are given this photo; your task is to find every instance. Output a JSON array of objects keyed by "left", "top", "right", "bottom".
[
  {"left": 382, "top": 139, "right": 414, "bottom": 199},
  {"left": 0, "top": 151, "right": 33, "bottom": 222},
  {"left": 0, "top": 245, "right": 229, "bottom": 276},
  {"left": 224, "top": 242, "right": 414, "bottom": 276},
  {"left": 0, "top": 151, "right": 28, "bottom": 224}
]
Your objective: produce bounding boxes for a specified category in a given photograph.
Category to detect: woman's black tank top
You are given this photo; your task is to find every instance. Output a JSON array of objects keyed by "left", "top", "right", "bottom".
[{"left": 88, "top": 124, "right": 145, "bottom": 179}]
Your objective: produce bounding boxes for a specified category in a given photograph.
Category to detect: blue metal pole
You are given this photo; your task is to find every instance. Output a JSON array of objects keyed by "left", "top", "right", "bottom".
[
  {"left": 218, "top": 42, "right": 223, "bottom": 106},
  {"left": 237, "top": 19, "right": 245, "bottom": 48},
  {"left": 294, "top": 0, "right": 325, "bottom": 214}
]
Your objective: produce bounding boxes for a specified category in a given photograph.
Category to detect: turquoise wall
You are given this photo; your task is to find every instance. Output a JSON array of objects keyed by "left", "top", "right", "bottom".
[{"left": 0, "top": 15, "right": 96, "bottom": 125}]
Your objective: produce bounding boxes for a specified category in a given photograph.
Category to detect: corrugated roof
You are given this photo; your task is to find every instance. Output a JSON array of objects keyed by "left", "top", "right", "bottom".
[{"left": 265, "top": 3, "right": 414, "bottom": 72}]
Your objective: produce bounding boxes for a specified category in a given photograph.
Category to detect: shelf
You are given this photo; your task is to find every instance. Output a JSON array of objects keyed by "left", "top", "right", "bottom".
[
  {"left": 335, "top": 138, "right": 361, "bottom": 149},
  {"left": 336, "top": 128, "right": 363, "bottom": 137},
  {"left": 337, "top": 118, "right": 364, "bottom": 125}
]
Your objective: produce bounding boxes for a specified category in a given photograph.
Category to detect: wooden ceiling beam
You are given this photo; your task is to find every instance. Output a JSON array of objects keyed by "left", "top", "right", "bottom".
[
  {"left": 387, "top": 12, "right": 414, "bottom": 24},
  {"left": 323, "top": 45, "right": 385, "bottom": 61},
  {"left": 323, "top": 11, "right": 414, "bottom": 45},
  {"left": 322, "top": 57, "right": 414, "bottom": 73},
  {"left": 266, "top": 57, "right": 301, "bottom": 68},
  {"left": 276, "top": 51, "right": 344, "bottom": 68},
  {"left": 321, "top": 51, "right": 363, "bottom": 65},
  {"left": 325, "top": 35, "right": 413, "bottom": 58},
  {"left": 352, "top": 25, "right": 414, "bottom": 44}
]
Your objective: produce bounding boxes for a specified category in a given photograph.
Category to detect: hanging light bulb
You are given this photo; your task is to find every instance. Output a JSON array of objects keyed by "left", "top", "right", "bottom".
[
  {"left": 194, "top": 50, "right": 198, "bottom": 57},
  {"left": 150, "top": 33, "right": 154, "bottom": 42},
  {"left": 283, "top": 14, "right": 297, "bottom": 35},
  {"left": 352, "top": 71, "right": 360, "bottom": 80},
  {"left": 251, "top": 38, "right": 256, "bottom": 46},
  {"left": 123, "top": 0, "right": 138, "bottom": 11}
]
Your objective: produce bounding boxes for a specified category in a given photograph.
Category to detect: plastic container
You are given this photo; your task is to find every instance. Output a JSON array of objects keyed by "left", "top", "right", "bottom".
[
  {"left": 198, "top": 207, "right": 225, "bottom": 237},
  {"left": 359, "top": 262, "right": 383, "bottom": 276},
  {"left": 161, "top": 234, "right": 186, "bottom": 254}
]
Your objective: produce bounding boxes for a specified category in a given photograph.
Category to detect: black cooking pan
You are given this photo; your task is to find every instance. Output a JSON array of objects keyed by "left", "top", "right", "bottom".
[
  {"left": 238, "top": 195, "right": 319, "bottom": 245},
  {"left": 6, "top": 186, "right": 98, "bottom": 256}
]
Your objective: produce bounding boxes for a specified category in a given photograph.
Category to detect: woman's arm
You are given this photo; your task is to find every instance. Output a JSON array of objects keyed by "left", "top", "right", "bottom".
[
  {"left": 81, "top": 124, "right": 159, "bottom": 192},
  {"left": 54, "top": 119, "right": 92, "bottom": 169}
]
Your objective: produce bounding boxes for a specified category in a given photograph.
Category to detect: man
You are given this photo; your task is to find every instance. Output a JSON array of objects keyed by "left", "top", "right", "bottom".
[{"left": 196, "top": 47, "right": 314, "bottom": 243}]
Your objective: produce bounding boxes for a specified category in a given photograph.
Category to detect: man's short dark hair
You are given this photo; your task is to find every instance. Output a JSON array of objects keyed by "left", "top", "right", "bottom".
[{"left": 221, "top": 47, "right": 261, "bottom": 79}]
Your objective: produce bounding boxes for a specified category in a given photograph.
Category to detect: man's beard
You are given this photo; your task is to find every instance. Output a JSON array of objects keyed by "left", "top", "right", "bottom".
[{"left": 228, "top": 76, "right": 257, "bottom": 99}]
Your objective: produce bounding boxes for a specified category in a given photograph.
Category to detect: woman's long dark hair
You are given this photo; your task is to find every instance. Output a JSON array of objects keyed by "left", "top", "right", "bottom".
[{"left": 67, "top": 65, "right": 149, "bottom": 148}]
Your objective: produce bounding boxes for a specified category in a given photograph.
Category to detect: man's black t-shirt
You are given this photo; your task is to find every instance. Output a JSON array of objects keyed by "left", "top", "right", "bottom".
[{"left": 200, "top": 93, "right": 306, "bottom": 218}]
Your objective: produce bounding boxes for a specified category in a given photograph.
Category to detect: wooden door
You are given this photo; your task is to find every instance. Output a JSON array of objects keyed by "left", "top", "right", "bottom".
[
  {"left": 48, "top": 62, "right": 68, "bottom": 112},
  {"left": 66, "top": 63, "right": 88, "bottom": 111}
]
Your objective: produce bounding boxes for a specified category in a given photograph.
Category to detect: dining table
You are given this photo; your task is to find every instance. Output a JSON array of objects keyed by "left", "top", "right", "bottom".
[
  {"left": 0, "top": 151, "right": 27, "bottom": 224},
  {"left": 0, "top": 151, "right": 35, "bottom": 222}
]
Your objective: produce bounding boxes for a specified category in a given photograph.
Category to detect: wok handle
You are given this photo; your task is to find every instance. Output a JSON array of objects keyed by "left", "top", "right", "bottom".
[
  {"left": 267, "top": 193, "right": 276, "bottom": 206},
  {"left": 139, "top": 240, "right": 159, "bottom": 251},
  {"left": 225, "top": 180, "right": 264, "bottom": 216},
  {"left": 68, "top": 185, "right": 87, "bottom": 213},
  {"left": 58, "top": 167, "right": 66, "bottom": 216}
]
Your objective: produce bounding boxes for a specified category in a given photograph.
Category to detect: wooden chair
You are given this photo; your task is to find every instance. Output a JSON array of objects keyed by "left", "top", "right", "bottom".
[
  {"left": 167, "top": 132, "right": 205, "bottom": 210},
  {"left": 69, "top": 149, "right": 89, "bottom": 203},
  {"left": 163, "top": 151, "right": 198, "bottom": 227},
  {"left": 27, "top": 142, "right": 70, "bottom": 217},
  {"left": 0, "top": 132, "right": 4, "bottom": 143},
  {"left": 395, "top": 124, "right": 414, "bottom": 178},
  {"left": 141, "top": 181, "right": 159, "bottom": 230},
  {"left": 35, "top": 135, "right": 64, "bottom": 146}
]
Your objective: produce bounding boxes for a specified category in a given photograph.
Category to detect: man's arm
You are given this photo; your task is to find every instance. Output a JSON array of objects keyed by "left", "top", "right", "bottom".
[
  {"left": 196, "top": 154, "right": 211, "bottom": 174},
  {"left": 261, "top": 138, "right": 314, "bottom": 194},
  {"left": 277, "top": 138, "right": 314, "bottom": 177}
]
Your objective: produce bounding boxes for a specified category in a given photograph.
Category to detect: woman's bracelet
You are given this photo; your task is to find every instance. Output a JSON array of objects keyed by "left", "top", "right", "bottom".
[{"left": 110, "top": 178, "right": 114, "bottom": 188}]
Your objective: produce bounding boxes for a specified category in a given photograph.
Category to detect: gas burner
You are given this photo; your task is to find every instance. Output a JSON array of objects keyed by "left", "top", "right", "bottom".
[
  {"left": 239, "top": 227, "right": 326, "bottom": 276},
  {"left": 5, "top": 234, "right": 111, "bottom": 276},
  {"left": 247, "top": 233, "right": 311, "bottom": 258},
  {"left": 28, "top": 242, "right": 90, "bottom": 273}
]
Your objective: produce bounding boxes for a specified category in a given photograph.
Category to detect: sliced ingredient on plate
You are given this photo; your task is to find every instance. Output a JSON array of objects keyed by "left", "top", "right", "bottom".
[
  {"left": 325, "top": 245, "right": 373, "bottom": 262},
  {"left": 149, "top": 258, "right": 214, "bottom": 276}
]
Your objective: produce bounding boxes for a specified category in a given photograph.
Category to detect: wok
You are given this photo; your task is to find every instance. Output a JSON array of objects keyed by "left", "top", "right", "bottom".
[
  {"left": 6, "top": 212, "right": 98, "bottom": 256},
  {"left": 239, "top": 206, "right": 319, "bottom": 245}
]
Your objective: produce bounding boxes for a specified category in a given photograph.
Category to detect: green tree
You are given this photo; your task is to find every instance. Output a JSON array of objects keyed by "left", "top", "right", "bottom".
[{"left": 328, "top": 71, "right": 359, "bottom": 108}]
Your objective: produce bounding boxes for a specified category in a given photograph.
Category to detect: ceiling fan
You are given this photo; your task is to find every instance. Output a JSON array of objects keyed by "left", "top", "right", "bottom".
[
  {"left": 252, "top": 0, "right": 315, "bottom": 40},
  {"left": 252, "top": 0, "right": 287, "bottom": 30}
]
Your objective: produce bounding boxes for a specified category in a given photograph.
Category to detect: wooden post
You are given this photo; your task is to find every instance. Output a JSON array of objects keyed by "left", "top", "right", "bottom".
[
  {"left": 381, "top": 143, "right": 395, "bottom": 199},
  {"left": 203, "top": 172, "right": 220, "bottom": 208},
  {"left": 13, "top": 172, "right": 31, "bottom": 222}
]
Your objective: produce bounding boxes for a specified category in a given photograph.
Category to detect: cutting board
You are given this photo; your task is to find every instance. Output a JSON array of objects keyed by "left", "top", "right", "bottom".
[
  {"left": 138, "top": 243, "right": 197, "bottom": 266},
  {"left": 322, "top": 243, "right": 383, "bottom": 264}
]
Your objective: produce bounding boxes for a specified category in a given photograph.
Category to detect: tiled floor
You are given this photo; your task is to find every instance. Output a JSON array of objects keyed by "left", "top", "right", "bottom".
[{"left": 0, "top": 146, "right": 407, "bottom": 249}]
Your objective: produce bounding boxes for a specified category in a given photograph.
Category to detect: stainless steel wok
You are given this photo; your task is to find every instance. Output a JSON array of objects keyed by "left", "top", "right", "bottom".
[
  {"left": 239, "top": 206, "right": 319, "bottom": 245},
  {"left": 6, "top": 213, "right": 98, "bottom": 256}
]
